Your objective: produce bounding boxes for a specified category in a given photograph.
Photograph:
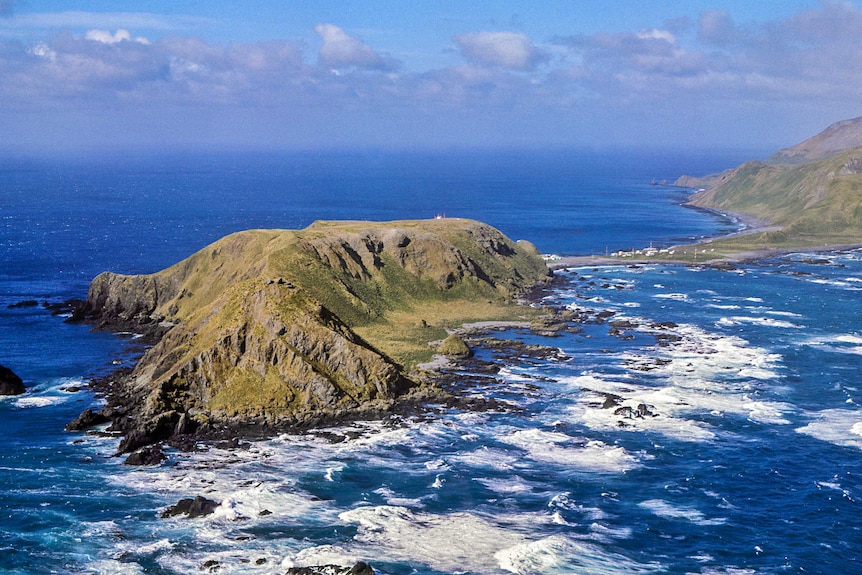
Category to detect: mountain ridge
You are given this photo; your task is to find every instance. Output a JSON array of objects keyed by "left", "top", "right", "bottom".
[{"left": 767, "top": 116, "right": 862, "bottom": 164}]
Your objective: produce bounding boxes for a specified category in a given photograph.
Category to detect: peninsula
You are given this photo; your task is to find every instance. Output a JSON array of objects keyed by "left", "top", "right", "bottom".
[
  {"left": 70, "top": 218, "right": 551, "bottom": 454},
  {"left": 675, "top": 116, "right": 862, "bottom": 259}
]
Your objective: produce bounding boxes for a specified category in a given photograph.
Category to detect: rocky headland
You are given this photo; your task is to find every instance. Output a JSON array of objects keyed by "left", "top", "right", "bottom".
[{"left": 67, "top": 218, "right": 552, "bottom": 456}]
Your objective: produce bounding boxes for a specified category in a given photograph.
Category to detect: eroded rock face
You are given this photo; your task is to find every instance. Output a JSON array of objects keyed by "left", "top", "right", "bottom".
[
  {"left": 126, "top": 281, "right": 412, "bottom": 430},
  {"left": 75, "top": 219, "right": 550, "bottom": 451},
  {"left": 0, "top": 364, "right": 25, "bottom": 395}
]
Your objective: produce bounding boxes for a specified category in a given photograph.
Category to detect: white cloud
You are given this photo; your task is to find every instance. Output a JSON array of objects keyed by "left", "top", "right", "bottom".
[
  {"left": 28, "top": 41, "right": 56, "bottom": 61},
  {"left": 314, "top": 23, "right": 397, "bottom": 71},
  {"left": 636, "top": 29, "right": 676, "bottom": 43},
  {"left": 85, "top": 28, "right": 149, "bottom": 45},
  {"left": 453, "top": 31, "right": 544, "bottom": 70}
]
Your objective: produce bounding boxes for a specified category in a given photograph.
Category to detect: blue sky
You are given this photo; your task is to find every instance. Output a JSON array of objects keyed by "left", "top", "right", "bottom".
[{"left": 1, "top": 1, "right": 860, "bottom": 153}]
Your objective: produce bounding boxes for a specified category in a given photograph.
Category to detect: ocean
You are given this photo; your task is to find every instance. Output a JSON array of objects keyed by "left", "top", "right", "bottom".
[{"left": 1, "top": 149, "right": 860, "bottom": 574}]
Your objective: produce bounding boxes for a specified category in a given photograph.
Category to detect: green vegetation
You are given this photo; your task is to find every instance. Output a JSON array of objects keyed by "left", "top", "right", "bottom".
[
  {"left": 670, "top": 145, "right": 862, "bottom": 259},
  {"left": 437, "top": 334, "right": 472, "bottom": 358},
  {"left": 90, "top": 218, "right": 551, "bottom": 422}
]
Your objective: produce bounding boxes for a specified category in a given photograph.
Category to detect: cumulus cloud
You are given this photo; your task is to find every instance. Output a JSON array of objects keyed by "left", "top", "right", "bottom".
[
  {"left": 85, "top": 28, "right": 149, "bottom": 45},
  {"left": 453, "top": 31, "right": 545, "bottom": 70},
  {"left": 314, "top": 23, "right": 398, "bottom": 71},
  {"left": 5, "top": 3, "right": 862, "bottom": 151}
]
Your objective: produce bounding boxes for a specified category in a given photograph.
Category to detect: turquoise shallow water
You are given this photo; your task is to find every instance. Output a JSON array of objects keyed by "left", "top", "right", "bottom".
[{"left": 2, "top": 150, "right": 859, "bottom": 574}]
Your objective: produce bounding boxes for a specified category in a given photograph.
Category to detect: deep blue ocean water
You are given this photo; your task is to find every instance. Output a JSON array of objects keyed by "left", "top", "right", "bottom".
[{"left": 1, "top": 149, "right": 860, "bottom": 574}]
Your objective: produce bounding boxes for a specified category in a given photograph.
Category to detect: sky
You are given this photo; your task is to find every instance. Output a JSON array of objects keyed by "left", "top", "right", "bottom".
[{"left": 1, "top": 1, "right": 861, "bottom": 154}]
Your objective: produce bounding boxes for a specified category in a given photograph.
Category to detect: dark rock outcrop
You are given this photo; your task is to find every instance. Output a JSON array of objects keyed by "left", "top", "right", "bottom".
[
  {"left": 65, "top": 407, "right": 111, "bottom": 431},
  {"left": 124, "top": 444, "right": 166, "bottom": 466},
  {"left": 161, "top": 495, "right": 220, "bottom": 519},
  {"left": 0, "top": 364, "right": 25, "bottom": 395},
  {"left": 285, "top": 562, "right": 374, "bottom": 575},
  {"left": 7, "top": 299, "right": 39, "bottom": 309}
]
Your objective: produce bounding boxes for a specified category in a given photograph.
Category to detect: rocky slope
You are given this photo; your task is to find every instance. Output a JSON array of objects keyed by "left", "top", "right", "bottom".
[{"left": 76, "top": 218, "right": 550, "bottom": 452}]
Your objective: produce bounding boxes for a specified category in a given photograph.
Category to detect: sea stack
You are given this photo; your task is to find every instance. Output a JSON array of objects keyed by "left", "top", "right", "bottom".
[{"left": 0, "top": 364, "right": 25, "bottom": 395}]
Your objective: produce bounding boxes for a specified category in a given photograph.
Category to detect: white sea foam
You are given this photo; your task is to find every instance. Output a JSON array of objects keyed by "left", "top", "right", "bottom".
[
  {"left": 706, "top": 304, "right": 741, "bottom": 310},
  {"left": 570, "top": 378, "right": 718, "bottom": 442},
  {"left": 476, "top": 477, "right": 534, "bottom": 495},
  {"left": 78, "top": 560, "right": 147, "bottom": 574},
  {"left": 634, "top": 322, "right": 781, "bottom": 382},
  {"left": 548, "top": 492, "right": 607, "bottom": 521},
  {"left": 766, "top": 310, "right": 804, "bottom": 318},
  {"left": 654, "top": 292, "right": 689, "bottom": 301},
  {"left": 800, "top": 333, "right": 862, "bottom": 355},
  {"left": 495, "top": 534, "right": 660, "bottom": 574},
  {"left": 282, "top": 545, "right": 360, "bottom": 570},
  {"left": 717, "top": 316, "right": 801, "bottom": 329},
  {"left": 803, "top": 276, "right": 862, "bottom": 290},
  {"left": 333, "top": 505, "right": 657, "bottom": 575},
  {"left": 500, "top": 428, "right": 641, "bottom": 472},
  {"left": 796, "top": 408, "right": 862, "bottom": 449},
  {"left": 450, "top": 446, "right": 520, "bottom": 471},
  {"left": 10, "top": 377, "right": 87, "bottom": 408},
  {"left": 14, "top": 396, "right": 64, "bottom": 408},
  {"left": 588, "top": 521, "right": 633, "bottom": 542},
  {"left": 563, "top": 319, "right": 791, "bottom": 440},
  {"left": 638, "top": 499, "right": 726, "bottom": 526},
  {"left": 339, "top": 505, "right": 527, "bottom": 573}
]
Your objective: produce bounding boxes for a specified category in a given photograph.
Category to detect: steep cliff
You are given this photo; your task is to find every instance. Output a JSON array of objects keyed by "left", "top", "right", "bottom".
[{"left": 81, "top": 219, "right": 550, "bottom": 449}]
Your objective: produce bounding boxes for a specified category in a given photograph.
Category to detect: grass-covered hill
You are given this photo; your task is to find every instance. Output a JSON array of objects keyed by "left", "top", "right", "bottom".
[
  {"left": 82, "top": 218, "right": 550, "bottom": 449},
  {"left": 674, "top": 119, "right": 862, "bottom": 257}
]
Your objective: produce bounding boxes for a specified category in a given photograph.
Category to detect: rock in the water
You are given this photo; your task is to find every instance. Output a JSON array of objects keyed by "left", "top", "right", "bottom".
[
  {"left": 124, "top": 444, "right": 166, "bottom": 466},
  {"left": 285, "top": 562, "right": 374, "bottom": 575},
  {"left": 161, "top": 495, "right": 220, "bottom": 519},
  {"left": 65, "top": 407, "right": 111, "bottom": 431},
  {"left": 7, "top": 299, "right": 39, "bottom": 309},
  {"left": 0, "top": 364, "right": 25, "bottom": 396}
]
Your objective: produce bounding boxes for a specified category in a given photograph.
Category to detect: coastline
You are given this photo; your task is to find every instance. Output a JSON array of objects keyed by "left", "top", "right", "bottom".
[{"left": 547, "top": 204, "right": 862, "bottom": 269}]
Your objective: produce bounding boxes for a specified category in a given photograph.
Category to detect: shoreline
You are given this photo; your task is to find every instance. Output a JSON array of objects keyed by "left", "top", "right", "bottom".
[
  {"left": 549, "top": 240, "right": 862, "bottom": 270},
  {"left": 547, "top": 205, "right": 862, "bottom": 270}
]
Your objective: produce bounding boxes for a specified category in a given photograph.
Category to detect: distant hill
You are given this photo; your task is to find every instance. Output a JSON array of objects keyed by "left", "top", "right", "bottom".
[
  {"left": 767, "top": 116, "right": 862, "bottom": 164},
  {"left": 675, "top": 117, "right": 862, "bottom": 255}
]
